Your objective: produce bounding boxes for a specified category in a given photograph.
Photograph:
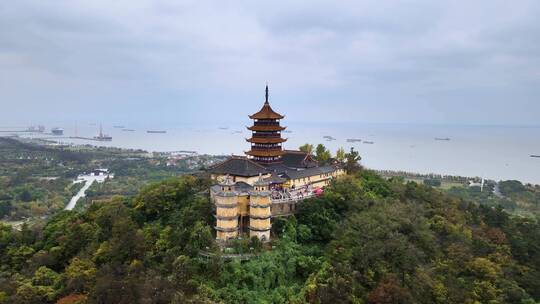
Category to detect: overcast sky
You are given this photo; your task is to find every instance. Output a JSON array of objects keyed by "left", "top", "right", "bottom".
[{"left": 1, "top": 0, "right": 539, "bottom": 126}]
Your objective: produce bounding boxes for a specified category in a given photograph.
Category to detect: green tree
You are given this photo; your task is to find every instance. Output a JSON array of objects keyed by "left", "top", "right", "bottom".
[
  {"left": 335, "top": 147, "right": 346, "bottom": 163},
  {"left": 133, "top": 176, "right": 203, "bottom": 222},
  {"left": 345, "top": 147, "right": 362, "bottom": 174},
  {"left": 185, "top": 221, "right": 213, "bottom": 256},
  {"left": 65, "top": 257, "right": 97, "bottom": 293},
  {"left": 315, "top": 144, "right": 332, "bottom": 164},
  {"left": 299, "top": 143, "right": 314, "bottom": 154},
  {"left": 32, "top": 266, "right": 61, "bottom": 287}
]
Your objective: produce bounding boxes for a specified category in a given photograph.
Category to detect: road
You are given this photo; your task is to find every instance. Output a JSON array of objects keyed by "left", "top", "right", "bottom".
[{"left": 65, "top": 174, "right": 112, "bottom": 210}]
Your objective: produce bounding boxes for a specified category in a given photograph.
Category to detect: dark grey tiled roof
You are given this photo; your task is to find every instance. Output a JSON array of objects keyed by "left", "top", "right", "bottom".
[
  {"left": 211, "top": 182, "right": 253, "bottom": 194},
  {"left": 281, "top": 165, "right": 339, "bottom": 179},
  {"left": 233, "top": 181, "right": 253, "bottom": 193},
  {"left": 208, "top": 154, "right": 340, "bottom": 182},
  {"left": 264, "top": 163, "right": 291, "bottom": 175},
  {"left": 264, "top": 173, "right": 287, "bottom": 184},
  {"left": 281, "top": 150, "right": 318, "bottom": 168},
  {"left": 210, "top": 184, "right": 222, "bottom": 193},
  {"left": 208, "top": 157, "right": 269, "bottom": 177}
]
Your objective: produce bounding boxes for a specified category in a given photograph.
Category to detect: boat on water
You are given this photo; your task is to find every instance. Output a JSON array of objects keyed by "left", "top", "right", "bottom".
[
  {"left": 147, "top": 130, "right": 167, "bottom": 134},
  {"left": 531, "top": 155, "right": 540, "bottom": 158},
  {"left": 435, "top": 137, "right": 451, "bottom": 141},
  {"left": 122, "top": 129, "right": 135, "bottom": 132},
  {"left": 219, "top": 127, "right": 229, "bottom": 130},
  {"left": 94, "top": 125, "right": 112, "bottom": 141},
  {"left": 94, "top": 135, "right": 112, "bottom": 141},
  {"left": 346, "top": 138, "right": 362, "bottom": 143},
  {"left": 113, "top": 125, "right": 125, "bottom": 129},
  {"left": 51, "top": 128, "right": 64, "bottom": 135},
  {"left": 283, "top": 130, "right": 292, "bottom": 133},
  {"left": 363, "top": 141, "right": 374, "bottom": 144},
  {"left": 323, "top": 135, "right": 336, "bottom": 141}
]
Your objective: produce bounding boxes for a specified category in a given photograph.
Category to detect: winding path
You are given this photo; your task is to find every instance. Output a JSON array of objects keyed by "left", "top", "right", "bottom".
[{"left": 65, "top": 174, "right": 112, "bottom": 210}]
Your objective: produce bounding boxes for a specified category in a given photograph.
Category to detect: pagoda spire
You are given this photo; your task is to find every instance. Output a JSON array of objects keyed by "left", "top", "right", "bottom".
[{"left": 265, "top": 83, "right": 269, "bottom": 104}]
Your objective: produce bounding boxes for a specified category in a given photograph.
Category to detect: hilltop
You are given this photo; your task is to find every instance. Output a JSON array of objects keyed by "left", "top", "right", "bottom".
[{"left": 0, "top": 170, "right": 539, "bottom": 303}]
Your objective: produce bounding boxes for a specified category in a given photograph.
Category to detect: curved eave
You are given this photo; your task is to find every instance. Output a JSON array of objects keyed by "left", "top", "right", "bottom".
[
  {"left": 215, "top": 203, "right": 238, "bottom": 209},
  {"left": 215, "top": 215, "right": 239, "bottom": 220},
  {"left": 245, "top": 150, "right": 285, "bottom": 157},
  {"left": 246, "top": 137, "right": 287, "bottom": 144},
  {"left": 249, "top": 113, "right": 285, "bottom": 120},
  {"left": 249, "top": 226, "right": 272, "bottom": 232},
  {"left": 249, "top": 103, "right": 284, "bottom": 120},
  {"left": 247, "top": 125, "right": 286, "bottom": 131},
  {"left": 250, "top": 215, "right": 272, "bottom": 220},
  {"left": 215, "top": 226, "right": 238, "bottom": 232}
]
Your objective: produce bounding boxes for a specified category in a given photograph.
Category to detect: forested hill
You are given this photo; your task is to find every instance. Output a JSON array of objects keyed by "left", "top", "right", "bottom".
[{"left": 1, "top": 171, "right": 540, "bottom": 304}]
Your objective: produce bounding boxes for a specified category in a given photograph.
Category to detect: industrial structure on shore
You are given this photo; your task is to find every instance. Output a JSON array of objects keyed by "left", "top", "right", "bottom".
[{"left": 209, "top": 86, "right": 345, "bottom": 242}]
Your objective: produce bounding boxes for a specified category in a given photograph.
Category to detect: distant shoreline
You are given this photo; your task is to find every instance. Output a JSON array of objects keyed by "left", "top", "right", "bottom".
[{"left": 3, "top": 133, "right": 539, "bottom": 185}]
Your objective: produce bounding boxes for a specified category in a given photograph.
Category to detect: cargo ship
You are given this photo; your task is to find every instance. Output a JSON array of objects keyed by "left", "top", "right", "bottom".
[
  {"left": 94, "top": 125, "right": 112, "bottom": 141},
  {"left": 51, "top": 128, "right": 64, "bottom": 135},
  {"left": 323, "top": 135, "right": 336, "bottom": 141},
  {"left": 435, "top": 137, "right": 451, "bottom": 141},
  {"left": 346, "top": 138, "right": 362, "bottom": 143},
  {"left": 531, "top": 155, "right": 540, "bottom": 158},
  {"left": 147, "top": 130, "right": 167, "bottom": 134}
]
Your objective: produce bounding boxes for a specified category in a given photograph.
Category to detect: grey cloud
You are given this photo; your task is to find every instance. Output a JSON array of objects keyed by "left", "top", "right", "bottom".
[{"left": 0, "top": 0, "right": 539, "bottom": 125}]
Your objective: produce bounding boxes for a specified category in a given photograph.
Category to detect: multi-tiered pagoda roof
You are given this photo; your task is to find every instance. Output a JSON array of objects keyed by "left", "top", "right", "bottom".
[{"left": 245, "top": 86, "right": 287, "bottom": 163}]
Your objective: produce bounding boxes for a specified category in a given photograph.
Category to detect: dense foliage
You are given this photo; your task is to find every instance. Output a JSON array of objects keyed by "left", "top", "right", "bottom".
[
  {"left": 448, "top": 180, "right": 540, "bottom": 217},
  {"left": 1, "top": 170, "right": 540, "bottom": 303}
]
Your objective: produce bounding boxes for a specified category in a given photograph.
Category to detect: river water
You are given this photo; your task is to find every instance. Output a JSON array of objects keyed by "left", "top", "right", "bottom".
[{"left": 6, "top": 122, "right": 540, "bottom": 184}]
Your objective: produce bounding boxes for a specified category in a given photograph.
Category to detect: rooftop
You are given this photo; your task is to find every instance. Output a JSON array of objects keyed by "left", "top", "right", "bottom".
[
  {"left": 281, "top": 150, "right": 318, "bottom": 168},
  {"left": 208, "top": 156, "right": 268, "bottom": 177},
  {"left": 248, "top": 86, "right": 284, "bottom": 120},
  {"left": 280, "top": 165, "right": 339, "bottom": 180}
]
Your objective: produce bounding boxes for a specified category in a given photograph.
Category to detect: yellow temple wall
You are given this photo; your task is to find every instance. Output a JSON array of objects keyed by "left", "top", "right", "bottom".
[
  {"left": 249, "top": 218, "right": 270, "bottom": 230},
  {"left": 250, "top": 195, "right": 270, "bottom": 206},
  {"left": 287, "top": 168, "right": 346, "bottom": 189},
  {"left": 212, "top": 174, "right": 271, "bottom": 186},
  {"left": 217, "top": 219, "right": 238, "bottom": 229},
  {"left": 216, "top": 206, "right": 238, "bottom": 217},
  {"left": 215, "top": 195, "right": 237, "bottom": 206},
  {"left": 250, "top": 206, "right": 271, "bottom": 218},
  {"left": 237, "top": 195, "right": 250, "bottom": 216},
  {"left": 217, "top": 230, "right": 237, "bottom": 240}
]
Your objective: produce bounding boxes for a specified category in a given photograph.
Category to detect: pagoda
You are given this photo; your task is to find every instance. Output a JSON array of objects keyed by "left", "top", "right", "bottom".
[
  {"left": 245, "top": 86, "right": 287, "bottom": 164},
  {"left": 209, "top": 84, "right": 347, "bottom": 242}
]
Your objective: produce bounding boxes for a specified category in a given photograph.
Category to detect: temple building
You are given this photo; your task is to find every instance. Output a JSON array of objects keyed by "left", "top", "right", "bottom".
[{"left": 209, "top": 86, "right": 345, "bottom": 242}]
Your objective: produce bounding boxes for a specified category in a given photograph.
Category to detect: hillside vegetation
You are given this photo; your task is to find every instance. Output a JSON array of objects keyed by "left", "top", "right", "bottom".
[
  {"left": 1, "top": 171, "right": 539, "bottom": 303},
  {"left": 0, "top": 138, "right": 218, "bottom": 221}
]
